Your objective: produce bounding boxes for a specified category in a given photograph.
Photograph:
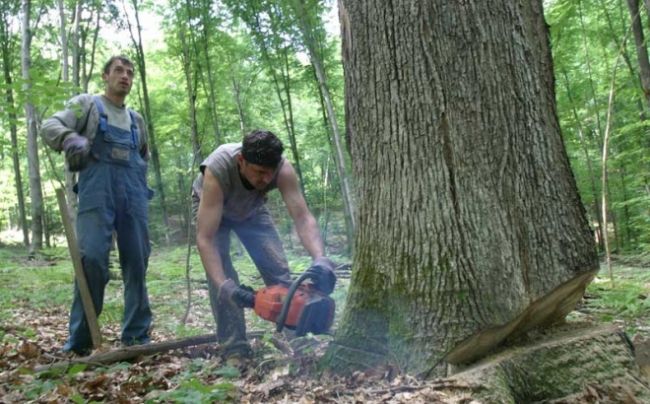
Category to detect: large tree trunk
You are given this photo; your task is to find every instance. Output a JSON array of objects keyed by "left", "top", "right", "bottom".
[
  {"left": 325, "top": 1, "right": 598, "bottom": 376},
  {"left": 21, "top": 0, "right": 44, "bottom": 255}
]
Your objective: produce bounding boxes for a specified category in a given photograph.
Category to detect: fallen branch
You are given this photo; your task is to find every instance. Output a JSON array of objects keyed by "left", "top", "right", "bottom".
[
  {"left": 35, "top": 331, "right": 273, "bottom": 373},
  {"left": 36, "top": 333, "right": 218, "bottom": 372}
]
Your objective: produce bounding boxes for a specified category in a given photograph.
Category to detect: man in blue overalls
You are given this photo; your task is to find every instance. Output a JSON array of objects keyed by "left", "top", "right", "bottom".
[{"left": 41, "top": 56, "right": 153, "bottom": 355}]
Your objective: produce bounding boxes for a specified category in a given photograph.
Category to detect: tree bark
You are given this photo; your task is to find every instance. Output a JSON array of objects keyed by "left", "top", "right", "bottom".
[
  {"left": 325, "top": 0, "right": 598, "bottom": 376},
  {"left": 21, "top": 0, "right": 44, "bottom": 255}
]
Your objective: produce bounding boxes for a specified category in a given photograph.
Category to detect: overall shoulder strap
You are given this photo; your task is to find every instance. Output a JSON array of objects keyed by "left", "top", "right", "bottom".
[
  {"left": 128, "top": 109, "right": 139, "bottom": 146},
  {"left": 93, "top": 96, "right": 108, "bottom": 133}
]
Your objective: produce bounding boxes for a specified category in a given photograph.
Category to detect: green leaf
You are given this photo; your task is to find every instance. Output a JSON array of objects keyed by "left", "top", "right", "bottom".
[
  {"left": 213, "top": 365, "right": 240, "bottom": 379},
  {"left": 67, "top": 363, "right": 87, "bottom": 376}
]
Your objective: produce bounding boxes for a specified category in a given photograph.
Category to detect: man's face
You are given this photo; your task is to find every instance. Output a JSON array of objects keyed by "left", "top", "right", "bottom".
[
  {"left": 103, "top": 60, "right": 134, "bottom": 98},
  {"left": 238, "top": 156, "right": 276, "bottom": 190}
]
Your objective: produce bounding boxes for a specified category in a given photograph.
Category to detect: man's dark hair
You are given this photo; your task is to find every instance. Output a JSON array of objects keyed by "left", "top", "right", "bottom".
[
  {"left": 103, "top": 55, "right": 135, "bottom": 75},
  {"left": 241, "top": 130, "right": 284, "bottom": 168}
]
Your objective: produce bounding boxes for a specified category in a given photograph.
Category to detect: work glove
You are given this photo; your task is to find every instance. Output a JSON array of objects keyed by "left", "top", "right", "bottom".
[
  {"left": 307, "top": 257, "right": 337, "bottom": 295},
  {"left": 62, "top": 133, "right": 90, "bottom": 171},
  {"left": 218, "top": 279, "right": 255, "bottom": 308}
]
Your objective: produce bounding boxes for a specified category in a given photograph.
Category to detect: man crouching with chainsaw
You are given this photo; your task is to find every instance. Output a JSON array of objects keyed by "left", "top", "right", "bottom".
[{"left": 193, "top": 130, "right": 335, "bottom": 360}]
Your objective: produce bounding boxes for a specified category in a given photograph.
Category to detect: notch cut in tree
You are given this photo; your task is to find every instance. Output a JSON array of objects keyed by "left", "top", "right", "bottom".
[{"left": 323, "top": 0, "right": 599, "bottom": 378}]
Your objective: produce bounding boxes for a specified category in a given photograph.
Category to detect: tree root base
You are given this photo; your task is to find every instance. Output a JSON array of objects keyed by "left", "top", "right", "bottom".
[{"left": 440, "top": 325, "right": 650, "bottom": 402}]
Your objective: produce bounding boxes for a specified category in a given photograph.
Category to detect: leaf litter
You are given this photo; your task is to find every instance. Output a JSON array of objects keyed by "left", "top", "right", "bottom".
[{"left": 1, "top": 251, "right": 649, "bottom": 402}]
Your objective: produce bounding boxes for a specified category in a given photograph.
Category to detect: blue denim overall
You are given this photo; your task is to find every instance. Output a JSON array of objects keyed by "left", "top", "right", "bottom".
[{"left": 64, "top": 96, "right": 152, "bottom": 353}]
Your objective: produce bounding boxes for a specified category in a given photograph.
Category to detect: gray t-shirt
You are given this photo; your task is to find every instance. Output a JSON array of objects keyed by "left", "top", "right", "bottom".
[{"left": 193, "top": 143, "right": 283, "bottom": 221}]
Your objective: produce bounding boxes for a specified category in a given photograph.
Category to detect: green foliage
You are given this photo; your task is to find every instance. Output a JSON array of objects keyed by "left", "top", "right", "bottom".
[
  {"left": 156, "top": 377, "right": 237, "bottom": 403},
  {"left": 547, "top": 0, "right": 650, "bottom": 252},
  {"left": 582, "top": 261, "right": 650, "bottom": 334}
]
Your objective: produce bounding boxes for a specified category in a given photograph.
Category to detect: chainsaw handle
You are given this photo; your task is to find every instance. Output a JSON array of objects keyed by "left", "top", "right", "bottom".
[{"left": 276, "top": 271, "right": 311, "bottom": 333}]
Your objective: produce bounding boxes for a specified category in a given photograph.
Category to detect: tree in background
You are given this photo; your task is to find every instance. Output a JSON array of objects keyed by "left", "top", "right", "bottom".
[
  {"left": 0, "top": 0, "right": 28, "bottom": 247},
  {"left": 21, "top": 0, "right": 45, "bottom": 256},
  {"left": 120, "top": 0, "right": 172, "bottom": 244},
  {"left": 325, "top": 0, "right": 598, "bottom": 381}
]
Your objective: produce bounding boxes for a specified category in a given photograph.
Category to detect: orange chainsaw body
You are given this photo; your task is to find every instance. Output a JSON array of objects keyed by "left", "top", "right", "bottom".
[{"left": 253, "top": 284, "right": 335, "bottom": 335}]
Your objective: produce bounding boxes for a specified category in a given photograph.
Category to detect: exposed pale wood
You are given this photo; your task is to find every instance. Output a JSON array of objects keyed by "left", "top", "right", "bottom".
[{"left": 444, "top": 326, "right": 650, "bottom": 402}]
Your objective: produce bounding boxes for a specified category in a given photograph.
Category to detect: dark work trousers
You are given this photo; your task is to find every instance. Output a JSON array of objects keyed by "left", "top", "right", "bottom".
[
  {"left": 206, "top": 208, "right": 291, "bottom": 353},
  {"left": 64, "top": 97, "right": 153, "bottom": 353}
]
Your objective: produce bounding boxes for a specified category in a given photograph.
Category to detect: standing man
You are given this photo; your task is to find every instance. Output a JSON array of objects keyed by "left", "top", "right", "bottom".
[
  {"left": 41, "top": 55, "right": 153, "bottom": 355},
  {"left": 193, "top": 130, "right": 334, "bottom": 359}
]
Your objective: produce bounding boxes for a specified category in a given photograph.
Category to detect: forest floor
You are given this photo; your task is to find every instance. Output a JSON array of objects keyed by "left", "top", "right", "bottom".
[{"left": 0, "top": 245, "right": 648, "bottom": 403}]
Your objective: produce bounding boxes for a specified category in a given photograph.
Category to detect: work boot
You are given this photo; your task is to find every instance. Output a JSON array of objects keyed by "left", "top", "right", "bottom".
[
  {"left": 59, "top": 346, "right": 91, "bottom": 358},
  {"left": 221, "top": 341, "right": 253, "bottom": 362}
]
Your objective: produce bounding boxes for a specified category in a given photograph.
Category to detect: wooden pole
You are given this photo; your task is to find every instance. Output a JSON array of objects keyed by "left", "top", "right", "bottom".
[{"left": 55, "top": 188, "right": 102, "bottom": 348}]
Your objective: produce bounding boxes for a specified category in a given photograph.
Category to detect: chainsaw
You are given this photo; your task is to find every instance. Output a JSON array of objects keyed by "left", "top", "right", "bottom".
[{"left": 235, "top": 265, "right": 336, "bottom": 337}]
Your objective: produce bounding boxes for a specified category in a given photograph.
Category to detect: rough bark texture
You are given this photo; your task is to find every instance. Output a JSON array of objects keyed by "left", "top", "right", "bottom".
[
  {"left": 443, "top": 326, "right": 650, "bottom": 403},
  {"left": 325, "top": 0, "right": 598, "bottom": 376}
]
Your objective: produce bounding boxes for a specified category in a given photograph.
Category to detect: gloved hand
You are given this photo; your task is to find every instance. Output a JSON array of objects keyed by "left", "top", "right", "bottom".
[
  {"left": 62, "top": 133, "right": 90, "bottom": 171},
  {"left": 218, "top": 279, "right": 255, "bottom": 308},
  {"left": 308, "top": 257, "right": 337, "bottom": 295}
]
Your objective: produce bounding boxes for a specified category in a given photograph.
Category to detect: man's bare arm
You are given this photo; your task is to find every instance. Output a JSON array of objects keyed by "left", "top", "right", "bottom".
[
  {"left": 196, "top": 170, "right": 228, "bottom": 287},
  {"left": 277, "top": 161, "right": 325, "bottom": 259}
]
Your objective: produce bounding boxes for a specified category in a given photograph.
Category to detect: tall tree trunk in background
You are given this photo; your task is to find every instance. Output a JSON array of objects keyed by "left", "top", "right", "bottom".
[
  {"left": 604, "top": 4, "right": 647, "bottom": 116},
  {"left": 278, "top": 47, "right": 305, "bottom": 196},
  {"left": 602, "top": 73, "right": 618, "bottom": 283},
  {"left": 57, "top": 0, "right": 68, "bottom": 82},
  {"left": 198, "top": 0, "right": 221, "bottom": 145},
  {"left": 231, "top": 76, "right": 246, "bottom": 136},
  {"left": 72, "top": 0, "right": 81, "bottom": 90},
  {"left": 249, "top": 11, "right": 306, "bottom": 196},
  {"left": 179, "top": 13, "right": 202, "bottom": 162},
  {"left": 21, "top": 0, "right": 44, "bottom": 255},
  {"left": 58, "top": 0, "right": 78, "bottom": 228},
  {"left": 627, "top": 0, "right": 650, "bottom": 109},
  {"left": 560, "top": 70, "right": 603, "bottom": 250},
  {"left": 619, "top": 165, "right": 633, "bottom": 246},
  {"left": 125, "top": 0, "right": 170, "bottom": 244},
  {"left": 80, "top": 4, "right": 100, "bottom": 93},
  {"left": 578, "top": 0, "right": 605, "bottom": 138},
  {"left": 1, "top": 8, "right": 29, "bottom": 247},
  {"left": 291, "top": 0, "right": 356, "bottom": 248},
  {"left": 325, "top": 1, "right": 598, "bottom": 377}
]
